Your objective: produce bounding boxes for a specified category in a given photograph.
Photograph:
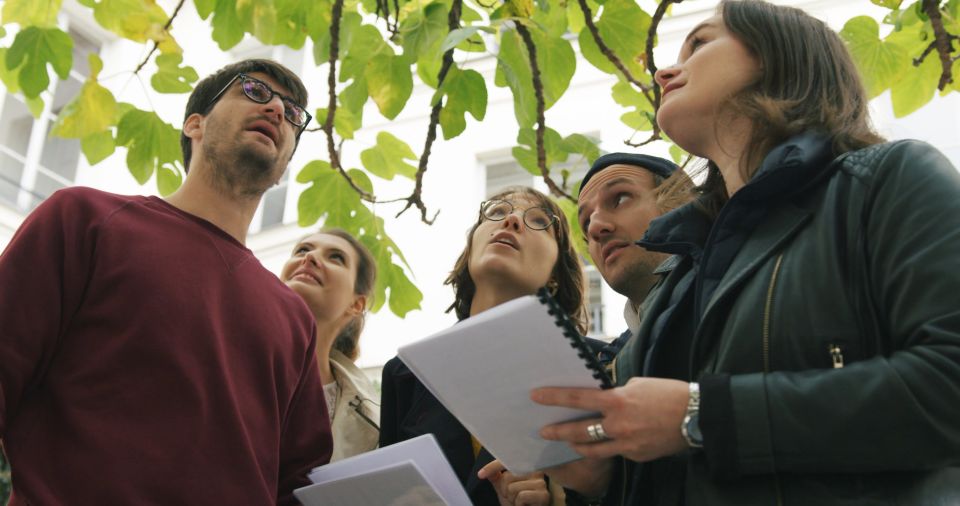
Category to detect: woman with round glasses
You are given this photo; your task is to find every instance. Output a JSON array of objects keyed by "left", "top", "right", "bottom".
[{"left": 380, "top": 186, "right": 587, "bottom": 506}]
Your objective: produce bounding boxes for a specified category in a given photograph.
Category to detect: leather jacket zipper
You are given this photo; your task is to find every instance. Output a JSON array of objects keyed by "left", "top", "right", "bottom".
[
  {"left": 829, "top": 344, "right": 845, "bottom": 368},
  {"left": 762, "top": 253, "right": 785, "bottom": 506}
]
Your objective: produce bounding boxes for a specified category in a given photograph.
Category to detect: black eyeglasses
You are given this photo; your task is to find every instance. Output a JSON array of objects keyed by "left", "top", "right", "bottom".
[
  {"left": 480, "top": 199, "right": 557, "bottom": 231},
  {"left": 207, "top": 73, "right": 312, "bottom": 130}
]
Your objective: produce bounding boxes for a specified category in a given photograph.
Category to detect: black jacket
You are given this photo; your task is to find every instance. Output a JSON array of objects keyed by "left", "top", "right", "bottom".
[{"left": 609, "top": 134, "right": 960, "bottom": 505}]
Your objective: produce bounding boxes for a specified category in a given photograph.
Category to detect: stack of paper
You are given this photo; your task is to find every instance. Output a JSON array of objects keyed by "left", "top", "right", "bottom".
[
  {"left": 397, "top": 294, "right": 607, "bottom": 474},
  {"left": 294, "top": 434, "right": 471, "bottom": 506}
]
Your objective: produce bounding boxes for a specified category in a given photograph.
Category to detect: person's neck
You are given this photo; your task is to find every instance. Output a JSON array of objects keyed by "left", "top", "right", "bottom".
[
  {"left": 469, "top": 283, "right": 531, "bottom": 317},
  {"left": 708, "top": 117, "right": 756, "bottom": 197},
  {"left": 164, "top": 168, "right": 261, "bottom": 244},
  {"left": 314, "top": 324, "right": 337, "bottom": 385}
]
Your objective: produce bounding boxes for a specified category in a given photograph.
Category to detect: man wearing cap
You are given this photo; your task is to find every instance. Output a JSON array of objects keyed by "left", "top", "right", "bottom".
[{"left": 525, "top": 153, "right": 697, "bottom": 504}]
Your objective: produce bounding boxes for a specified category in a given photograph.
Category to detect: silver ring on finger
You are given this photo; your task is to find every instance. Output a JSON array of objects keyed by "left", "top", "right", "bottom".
[{"left": 586, "top": 422, "right": 609, "bottom": 442}]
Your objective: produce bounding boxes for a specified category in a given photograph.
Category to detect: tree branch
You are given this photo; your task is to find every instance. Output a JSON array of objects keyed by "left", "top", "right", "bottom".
[
  {"left": 133, "top": 0, "right": 187, "bottom": 74},
  {"left": 921, "top": 0, "right": 957, "bottom": 90},
  {"left": 395, "top": 0, "right": 466, "bottom": 224},
  {"left": 324, "top": 0, "right": 376, "bottom": 201},
  {"left": 515, "top": 22, "right": 575, "bottom": 202},
  {"left": 576, "top": 0, "right": 652, "bottom": 99}
]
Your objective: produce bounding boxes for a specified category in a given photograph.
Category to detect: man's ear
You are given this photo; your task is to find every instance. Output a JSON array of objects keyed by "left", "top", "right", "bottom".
[{"left": 182, "top": 113, "right": 204, "bottom": 141}]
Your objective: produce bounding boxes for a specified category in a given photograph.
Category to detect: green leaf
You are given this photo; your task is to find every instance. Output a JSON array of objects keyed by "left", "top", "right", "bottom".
[
  {"left": 890, "top": 50, "right": 941, "bottom": 116},
  {"left": 115, "top": 109, "right": 182, "bottom": 184},
  {"left": 2, "top": 0, "right": 62, "bottom": 27},
  {"left": 495, "top": 27, "right": 575, "bottom": 128},
  {"left": 495, "top": 29, "right": 536, "bottom": 128},
  {"left": 156, "top": 166, "right": 182, "bottom": 196},
  {"left": 52, "top": 54, "right": 118, "bottom": 138},
  {"left": 417, "top": 54, "right": 443, "bottom": 89},
  {"left": 296, "top": 160, "right": 361, "bottom": 227},
  {"left": 356, "top": 217, "right": 423, "bottom": 316},
  {"left": 400, "top": 2, "right": 449, "bottom": 62},
  {"left": 512, "top": 126, "right": 566, "bottom": 175},
  {"left": 341, "top": 23, "right": 392, "bottom": 82},
  {"left": 81, "top": 130, "right": 116, "bottom": 165},
  {"left": 194, "top": 0, "right": 216, "bottom": 18},
  {"left": 360, "top": 131, "right": 418, "bottom": 180},
  {"left": 437, "top": 67, "right": 487, "bottom": 139},
  {"left": 561, "top": 133, "right": 601, "bottom": 165},
  {"left": 382, "top": 262, "right": 423, "bottom": 316},
  {"left": 870, "top": 0, "right": 902, "bottom": 8},
  {"left": 440, "top": 25, "right": 496, "bottom": 53},
  {"left": 669, "top": 144, "right": 687, "bottom": 165},
  {"left": 151, "top": 52, "right": 199, "bottom": 94},
  {"left": 840, "top": 16, "right": 909, "bottom": 97},
  {"left": 532, "top": 0, "right": 568, "bottom": 38},
  {"left": 211, "top": 0, "right": 246, "bottom": 50},
  {"left": 577, "top": 0, "right": 651, "bottom": 78},
  {"left": 6, "top": 27, "right": 73, "bottom": 98},
  {"left": 556, "top": 197, "right": 590, "bottom": 262},
  {"left": 92, "top": 0, "right": 170, "bottom": 43},
  {"left": 316, "top": 106, "right": 362, "bottom": 139},
  {"left": 365, "top": 53, "right": 413, "bottom": 119}
]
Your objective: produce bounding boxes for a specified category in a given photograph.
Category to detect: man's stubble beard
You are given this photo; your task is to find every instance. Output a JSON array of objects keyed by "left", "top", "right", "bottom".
[
  {"left": 203, "top": 134, "right": 285, "bottom": 199},
  {"left": 607, "top": 250, "right": 667, "bottom": 304}
]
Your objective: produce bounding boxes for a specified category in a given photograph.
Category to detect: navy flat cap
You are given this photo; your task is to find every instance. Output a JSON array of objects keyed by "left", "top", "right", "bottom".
[{"left": 579, "top": 153, "right": 678, "bottom": 195}]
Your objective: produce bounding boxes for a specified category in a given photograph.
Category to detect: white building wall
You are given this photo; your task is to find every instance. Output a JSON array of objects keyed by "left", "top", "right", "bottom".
[{"left": 1, "top": 0, "right": 958, "bottom": 372}]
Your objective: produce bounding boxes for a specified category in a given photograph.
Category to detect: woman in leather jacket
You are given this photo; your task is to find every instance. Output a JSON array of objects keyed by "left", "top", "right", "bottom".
[
  {"left": 281, "top": 228, "right": 380, "bottom": 462},
  {"left": 533, "top": 1, "right": 960, "bottom": 504}
]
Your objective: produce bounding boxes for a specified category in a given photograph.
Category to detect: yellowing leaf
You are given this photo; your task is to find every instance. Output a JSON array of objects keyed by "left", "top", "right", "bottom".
[
  {"left": 2, "top": 0, "right": 63, "bottom": 27},
  {"left": 365, "top": 54, "right": 413, "bottom": 119},
  {"left": 890, "top": 51, "right": 940, "bottom": 116},
  {"left": 52, "top": 54, "right": 118, "bottom": 139},
  {"left": 841, "top": 16, "right": 908, "bottom": 97},
  {"left": 92, "top": 0, "right": 169, "bottom": 43}
]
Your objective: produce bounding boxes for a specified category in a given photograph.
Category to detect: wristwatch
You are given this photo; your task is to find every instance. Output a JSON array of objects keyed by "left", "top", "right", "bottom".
[{"left": 681, "top": 382, "right": 704, "bottom": 448}]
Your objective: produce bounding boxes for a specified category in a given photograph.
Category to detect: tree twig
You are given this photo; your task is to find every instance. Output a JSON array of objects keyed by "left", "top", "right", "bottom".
[
  {"left": 133, "top": 0, "right": 187, "bottom": 74},
  {"left": 625, "top": 0, "right": 682, "bottom": 148},
  {"left": 920, "top": 0, "right": 957, "bottom": 90},
  {"left": 515, "top": 22, "right": 575, "bottom": 202},
  {"left": 396, "top": 0, "right": 466, "bottom": 224},
  {"left": 324, "top": 0, "right": 376, "bottom": 201},
  {"left": 576, "top": 0, "right": 652, "bottom": 101}
]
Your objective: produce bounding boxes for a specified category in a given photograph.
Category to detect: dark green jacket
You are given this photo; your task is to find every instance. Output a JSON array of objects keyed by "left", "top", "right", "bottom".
[{"left": 613, "top": 134, "right": 960, "bottom": 505}]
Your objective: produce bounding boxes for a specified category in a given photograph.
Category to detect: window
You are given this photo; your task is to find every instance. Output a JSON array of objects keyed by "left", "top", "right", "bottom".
[{"left": 0, "top": 25, "right": 99, "bottom": 212}]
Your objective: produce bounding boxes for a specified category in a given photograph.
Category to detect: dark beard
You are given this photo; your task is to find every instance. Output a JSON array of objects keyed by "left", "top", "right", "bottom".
[{"left": 204, "top": 138, "right": 282, "bottom": 198}]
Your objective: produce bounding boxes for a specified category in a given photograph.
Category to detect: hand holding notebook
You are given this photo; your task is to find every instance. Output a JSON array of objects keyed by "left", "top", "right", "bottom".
[{"left": 397, "top": 289, "right": 612, "bottom": 474}]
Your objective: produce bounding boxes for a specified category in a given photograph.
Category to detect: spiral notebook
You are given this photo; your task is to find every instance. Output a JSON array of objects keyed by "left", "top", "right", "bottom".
[{"left": 397, "top": 288, "right": 612, "bottom": 474}]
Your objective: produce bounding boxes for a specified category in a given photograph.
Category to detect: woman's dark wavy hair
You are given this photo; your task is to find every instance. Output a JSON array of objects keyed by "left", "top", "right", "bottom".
[
  {"left": 319, "top": 228, "right": 377, "bottom": 361},
  {"left": 444, "top": 186, "right": 588, "bottom": 335},
  {"left": 693, "top": 0, "right": 885, "bottom": 216},
  {"left": 180, "top": 58, "right": 308, "bottom": 173}
]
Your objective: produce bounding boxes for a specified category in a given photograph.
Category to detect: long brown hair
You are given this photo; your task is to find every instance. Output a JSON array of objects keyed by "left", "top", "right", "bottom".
[
  {"left": 319, "top": 228, "right": 377, "bottom": 361},
  {"left": 692, "top": 0, "right": 885, "bottom": 216},
  {"left": 445, "top": 186, "right": 588, "bottom": 334}
]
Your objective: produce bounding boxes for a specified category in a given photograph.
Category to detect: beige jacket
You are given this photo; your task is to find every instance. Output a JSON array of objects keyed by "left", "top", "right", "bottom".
[{"left": 328, "top": 350, "right": 381, "bottom": 461}]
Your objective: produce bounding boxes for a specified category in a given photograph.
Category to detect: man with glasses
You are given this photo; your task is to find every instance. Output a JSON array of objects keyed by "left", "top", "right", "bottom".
[{"left": 0, "top": 60, "right": 330, "bottom": 505}]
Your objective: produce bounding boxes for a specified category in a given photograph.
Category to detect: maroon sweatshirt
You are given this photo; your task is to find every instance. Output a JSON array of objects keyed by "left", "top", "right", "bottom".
[{"left": 0, "top": 187, "right": 331, "bottom": 505}]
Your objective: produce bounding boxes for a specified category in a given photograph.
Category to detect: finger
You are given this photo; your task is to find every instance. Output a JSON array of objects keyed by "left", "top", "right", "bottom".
[
  {"left": 514, "top": 489, "right": 551, "bottom": 506},
  {"left": 567, "top": 439, "right": 627, "bottom": 460},
  {"left": 540, "top": 418, "right": 606, "bottom": 443},
  {"left": 477, "top": 459, "right": 507, "bottom": 480},
  {"left": 506, "top": 475, "right": 548, "bottom": 504},
  {"left": 530, "top": 386, "right": 611, "bottom": 412}
]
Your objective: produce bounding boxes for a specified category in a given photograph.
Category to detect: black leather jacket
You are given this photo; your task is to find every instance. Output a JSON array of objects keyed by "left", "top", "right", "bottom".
[{"left": 609, "top": 134, "right": 960, "bottom": 505}]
